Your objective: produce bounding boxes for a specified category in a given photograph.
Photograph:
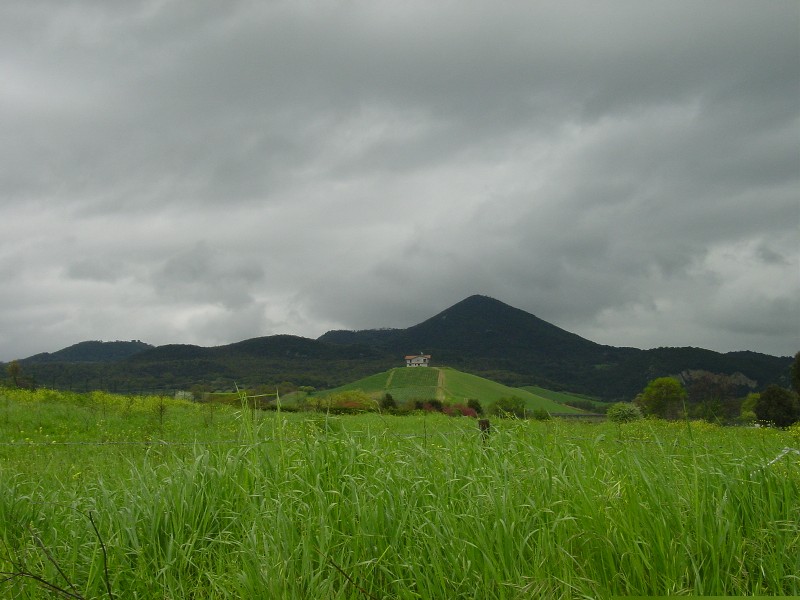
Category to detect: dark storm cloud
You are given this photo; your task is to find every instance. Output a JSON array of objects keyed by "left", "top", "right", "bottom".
[
  {"left": 0, "top": 0, "right": 797, "bottom": 360},
  {"left": 151, "top": 242, "right": 265, "bottom": 310}
]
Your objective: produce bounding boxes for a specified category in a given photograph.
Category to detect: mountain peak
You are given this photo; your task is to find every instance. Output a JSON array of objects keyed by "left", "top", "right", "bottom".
[
  {"left": 434, "top": 294, "right": 528, "bottom": 318},
  {"left": 406, "top": 295, "right": 598, "bottom": 354}
]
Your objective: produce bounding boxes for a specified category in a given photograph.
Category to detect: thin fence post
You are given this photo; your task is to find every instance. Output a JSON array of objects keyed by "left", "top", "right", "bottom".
[{"left": 479, "top": 419, "right": 491, "bottom": 442}]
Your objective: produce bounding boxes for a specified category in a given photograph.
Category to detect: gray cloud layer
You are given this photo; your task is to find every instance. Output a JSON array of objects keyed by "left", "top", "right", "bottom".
[{"left": 1, "top": 1, "right": 798, "bottom": 361}]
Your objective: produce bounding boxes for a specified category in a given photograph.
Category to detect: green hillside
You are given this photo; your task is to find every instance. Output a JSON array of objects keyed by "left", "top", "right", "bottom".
[
  {"left": 521, "top": 386, "right": 603, "bottom": 410},
  {"left": 321, "top": 367, "right": 582, "bottom": 414}
]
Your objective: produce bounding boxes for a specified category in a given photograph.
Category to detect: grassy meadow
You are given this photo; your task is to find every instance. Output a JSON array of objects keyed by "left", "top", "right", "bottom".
[{"left": 0, "top": 388, "right": 798, "bottom": 599}]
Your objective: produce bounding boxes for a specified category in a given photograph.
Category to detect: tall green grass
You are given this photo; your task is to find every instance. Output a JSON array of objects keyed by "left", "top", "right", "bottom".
[{"left": 0, "top": 389, "right": 798, "bottom": 598}]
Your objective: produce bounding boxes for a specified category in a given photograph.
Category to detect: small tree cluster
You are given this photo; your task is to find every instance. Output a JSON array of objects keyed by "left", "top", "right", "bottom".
[
  {"left": 313, "top": 390, "right": 376, "bottom": 414},
  {"left": 443, "top": 404, "right": 479, "bottom": 417},
  {"left": 383, "top": 397, "right": 481, "bottom": 418}
]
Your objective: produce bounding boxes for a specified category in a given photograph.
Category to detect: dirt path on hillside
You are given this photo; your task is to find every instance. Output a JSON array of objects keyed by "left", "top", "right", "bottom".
[
  {"left": 385, "top": 369, "right": 395, "bottom": 389},
  {"left": 436, "top": 368, "right": 445, "bottom": 401}
]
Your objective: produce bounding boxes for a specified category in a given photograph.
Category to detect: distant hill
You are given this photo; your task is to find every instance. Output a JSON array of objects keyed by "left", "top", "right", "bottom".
[
  {"left": 21, "top": 340, "right": 153, "bottom": 364},
  {"left": 12, "top": 335, "right": 394, "bottom": 394},
  {"left": 8, "top": 295, "right": 794, "bottom": 400},
  {"left": 321, "top": 366, "right": 583, "bottom": 414}
]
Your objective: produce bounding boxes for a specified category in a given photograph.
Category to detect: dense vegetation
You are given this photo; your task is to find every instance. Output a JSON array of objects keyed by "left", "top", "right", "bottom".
[
  {"left": 633, "top": 355, "right": 800, "bottom": 427},
  {"left": 0, "top": 388, "right": 798, "bottom": 598}
]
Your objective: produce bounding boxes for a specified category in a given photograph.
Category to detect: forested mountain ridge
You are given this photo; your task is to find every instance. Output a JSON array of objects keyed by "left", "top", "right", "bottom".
[
  {"left": 5, "top": 295, "right": 793, "bottom": 400},
  {"left": 21, "top": 340, "right": 154, "bottom": 364}
]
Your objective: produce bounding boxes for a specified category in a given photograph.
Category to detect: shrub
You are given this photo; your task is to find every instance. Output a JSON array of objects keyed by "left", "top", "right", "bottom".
[
  {"left": 380, "top": 393, "right": 397, "bottom": 410},
  {"left": 443, "top": 403, "right": 478, "bottom": 418},
  {"left": 412, "top": 399, "right": 443, "bottom": 413},
  {"left": 606, "top": 402, "right": 643, "bottom": 424},
  {"left": 315, "top": 390, "right": 376, "bottom": 414},
  {"left": 488, "top": 396, "right": 526, "bottom": 419},
  {"left": 466, "top": 398, "right": 483, "bottom": 416},
  {"left": 427, "top": 399, "right": 443, "bottom": 412},
  {"left": 531, "top": 408, "right": 551, "bottom": 421},
  {"left": 389, "top": 403, "right": 415, "bottom": 416}
]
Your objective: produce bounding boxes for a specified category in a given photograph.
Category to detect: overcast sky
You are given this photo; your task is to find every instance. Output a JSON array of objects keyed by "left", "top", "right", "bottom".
[{"left": 0, "top": 1, "right": 798, "bottom": 362}]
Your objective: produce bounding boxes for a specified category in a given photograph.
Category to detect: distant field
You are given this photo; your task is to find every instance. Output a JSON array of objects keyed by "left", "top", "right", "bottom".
[
  {"left": 521, "top": 385, "right": 604, "bottom": 409},
  {"left": 320, "top": 367, "right": 582, "bottom": 414},
  {"left": 0, "top": 387, "right": 797, "bottom": 598}
]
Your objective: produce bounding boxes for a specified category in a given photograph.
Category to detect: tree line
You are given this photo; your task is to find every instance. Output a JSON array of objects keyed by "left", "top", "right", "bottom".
[{"left": 616, "top": 351, "right": 800, "bottom": 427}]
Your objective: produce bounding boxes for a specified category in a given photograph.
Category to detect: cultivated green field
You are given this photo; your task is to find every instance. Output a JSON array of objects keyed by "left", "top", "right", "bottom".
[
  {"left": 0, "top": 388, "right": 798, "bottom": 599},
  {"left": 322, "top": 367, "right": 582, "bottom": 413}
]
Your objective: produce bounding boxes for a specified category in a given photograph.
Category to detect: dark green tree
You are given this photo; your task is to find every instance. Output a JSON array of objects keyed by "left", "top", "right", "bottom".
[
  {"left": 6, "top": 361, "right": 21, "bottom": 388},
  {"left": 380, "top": 392, "right": 397, "bottom": 410},
  {"left": 754, "top": 384, "right": 800, "bottom": 427},
  {"left": 635, "top": 377, "right": 687, "bottom": 419},
  {"left": 790, "top": 351, "right": 800, "bottom": 395}
]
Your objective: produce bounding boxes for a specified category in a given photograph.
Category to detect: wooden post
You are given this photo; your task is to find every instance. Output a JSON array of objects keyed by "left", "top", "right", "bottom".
[{"left": 478, "top": 419, "right": 491, "bottom": 442}]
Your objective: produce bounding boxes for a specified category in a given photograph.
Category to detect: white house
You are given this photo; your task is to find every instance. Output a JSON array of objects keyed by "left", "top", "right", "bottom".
[{"left": 405, "top": 353, "right": 431, "bottom": 367}]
